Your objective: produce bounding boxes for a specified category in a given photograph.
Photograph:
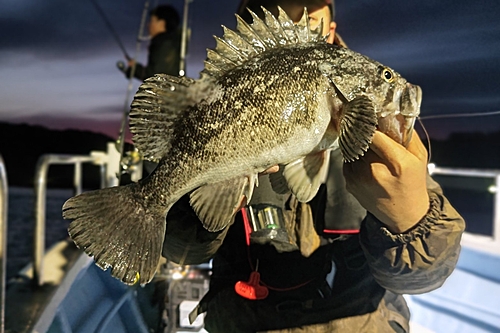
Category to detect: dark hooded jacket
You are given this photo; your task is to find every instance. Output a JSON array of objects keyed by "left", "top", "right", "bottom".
[
  {"left": 161, "top": 150, "right": 465, "bottom": 333},
  {"left": 127, "top": 30, "right": 182, "bottom": 81}
]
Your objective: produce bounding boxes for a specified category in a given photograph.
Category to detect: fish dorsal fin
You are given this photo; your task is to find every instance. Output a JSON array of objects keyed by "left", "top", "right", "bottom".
[
  {"left": 201, "top": 6, "right": 325, "bottom": 79},
  {"left": 129, "top": 75, "right": 198, "bottom": 162}
]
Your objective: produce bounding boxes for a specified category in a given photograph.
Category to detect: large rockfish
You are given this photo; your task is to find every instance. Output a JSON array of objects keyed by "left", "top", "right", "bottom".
[{"left": 63, "top": 7, "right": 421, "bottom": 285}]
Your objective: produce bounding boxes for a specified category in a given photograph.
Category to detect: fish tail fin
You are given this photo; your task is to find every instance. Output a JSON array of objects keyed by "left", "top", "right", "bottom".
[{"left": 63, "top": 183, "right": 166, "bottom": 285}]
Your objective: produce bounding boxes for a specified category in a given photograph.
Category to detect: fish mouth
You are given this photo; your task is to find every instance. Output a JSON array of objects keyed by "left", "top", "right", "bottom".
[
  {"left": 402, "top": 83, "right": 422, "bottom": 117},
  {"left": 376, "top": 83, "right": 422, "bottom": 147},
  {"left": 338, "top": 83, "right": 422, "bottom": 162}
]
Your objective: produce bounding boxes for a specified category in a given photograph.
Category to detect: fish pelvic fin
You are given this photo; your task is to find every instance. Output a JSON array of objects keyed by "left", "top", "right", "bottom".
[
  {"left": 282, "top": 151, "right": 331, "bottom": 203},
  {"left": 63, "top": 184, "right": 166, "bottom": 285},
  {"left": 129, "top": 75, "right": 199, "bottom": 162},
  {"left": 339, "top": 96, "right": 378, "bottom": 162},
  {"left": 201, "top": 6, "right": 325, "bottom": 79},
  {"left": 189, "top": 175, "right": 257, "bottom": 232}
]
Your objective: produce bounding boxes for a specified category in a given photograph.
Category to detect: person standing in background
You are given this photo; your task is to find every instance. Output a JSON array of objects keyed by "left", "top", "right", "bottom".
[{"left": 125, "top": 4, "right": 182, "bottom": 81}]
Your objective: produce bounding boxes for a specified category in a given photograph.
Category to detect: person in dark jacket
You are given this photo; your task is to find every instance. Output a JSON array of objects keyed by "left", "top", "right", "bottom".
[
  {"left": 126, "top": 5, "right": 182, "bottom": 80},
  {"left": 161, "top": 1, "right": 466, "bottom": 332}
]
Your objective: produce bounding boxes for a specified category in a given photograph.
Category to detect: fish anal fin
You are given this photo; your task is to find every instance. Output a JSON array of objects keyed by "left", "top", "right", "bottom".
[
  {"left": 190, "top": 175, "right": 257, "bottom": 232},
  {"left": 283, "top": 151, "right": 331, "bottom": 203},
  {"left": 339, "top": 96, "right": 378, "bottom": 162}
]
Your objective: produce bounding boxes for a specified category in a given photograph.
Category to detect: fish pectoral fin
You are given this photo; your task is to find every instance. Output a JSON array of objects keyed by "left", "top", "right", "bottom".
[
  {"left": 268, "top": 165, "right": 290, "bottom": 195},
  {"left": 339, "top": 95, "right": 378, "bottom": 162},
  {"left": 63, "top": 183, "right": 166, "bottom": 285},
  {"left": 190, "top": 175, "right": 257, "bottom": 232},
  {"left": 283, "top": 151, "right": 331, "bottom": 203}
]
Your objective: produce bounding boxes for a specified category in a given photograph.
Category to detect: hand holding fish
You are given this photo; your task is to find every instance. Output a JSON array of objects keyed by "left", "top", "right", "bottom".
[{"left": 343, "top": 131, "right": 429, "bottom": 233}]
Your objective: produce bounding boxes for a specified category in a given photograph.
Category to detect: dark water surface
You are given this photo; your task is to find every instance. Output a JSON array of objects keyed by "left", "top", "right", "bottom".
[
  {"left": 4, "top": 176, "right": 495, "bottom": 281},
  {"left": 6, "top": 187, "right": 73, "bottom": 281}
]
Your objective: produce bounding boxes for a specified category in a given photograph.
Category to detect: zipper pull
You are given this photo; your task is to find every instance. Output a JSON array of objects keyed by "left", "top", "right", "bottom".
[{"left": 234, "top": 260, "right": 269, "bottom": 300}]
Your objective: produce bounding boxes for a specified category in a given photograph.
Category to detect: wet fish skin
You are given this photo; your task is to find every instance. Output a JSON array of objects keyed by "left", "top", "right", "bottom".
[{"left": 62, "top": 7, "right": 421, "bottom": 285}]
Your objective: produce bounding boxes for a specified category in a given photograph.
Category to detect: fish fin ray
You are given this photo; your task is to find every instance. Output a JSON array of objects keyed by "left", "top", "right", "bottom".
[
  {"left": 190, "top": 175, "right": 255, "bottom": 232},
  {"left": 283, "top": 151, "right": 330, "bottom": 203},
  {"left": 129, "top": 75, "right": 197, "bottom": 162},
  {"left": 201, "top": 7, "right": 324, "bottom": 79},
  {"left": 339, "top": 96, "right": 378, "bottom": 162},
  {"left": 63, "top": 184, "right": 166, "bottom": 285},
  {"left": 295, "top": 8, "right": 312, "bottom": 43}
]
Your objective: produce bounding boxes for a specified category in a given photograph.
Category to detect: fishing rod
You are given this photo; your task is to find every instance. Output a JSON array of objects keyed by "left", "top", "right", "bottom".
[
  {"left": 116, "top": 0, "right": 192, "bottom": 184},
  {"left": 88, "top": 0, "right": 132, "bottom": 60},
  {"left": 417, "top": 109, "right": 500, "bottom": 164},
  {"left": 115, "top": 0, "right": 151, "bottom": 185},
  {"left": 179, "top": 0, "right": 193, "bottom": 76},
  {"left": 419, "top": 110, "right": 500, "bottom": 120}
]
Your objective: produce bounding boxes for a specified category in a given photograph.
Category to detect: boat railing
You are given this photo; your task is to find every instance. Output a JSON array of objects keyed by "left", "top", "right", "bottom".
[
  {"left": 0, "top": 155, "right": 8, "bottom": 333},
  {"left": 33, "top": 142, "right": 123, "bottom": 287},
  {"left": 428, "top": 163, "right": 500, "bottom": 254}
]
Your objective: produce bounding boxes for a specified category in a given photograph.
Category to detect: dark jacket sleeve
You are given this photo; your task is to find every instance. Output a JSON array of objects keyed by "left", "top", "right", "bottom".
[
  {"left": 359, "top": 174, "right": 466, "bottom": 294},
  {"left": 125, "top": 61, "right": 149, "bottom": 81}
]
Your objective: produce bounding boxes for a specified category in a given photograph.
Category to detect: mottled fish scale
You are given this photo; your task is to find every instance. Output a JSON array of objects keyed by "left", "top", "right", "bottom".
[
  {"left": 139, "top": 44, "right": 335, "bottom": 207},
  {"left": 62, "top": 6, "right": 421, "bottom": 286}
]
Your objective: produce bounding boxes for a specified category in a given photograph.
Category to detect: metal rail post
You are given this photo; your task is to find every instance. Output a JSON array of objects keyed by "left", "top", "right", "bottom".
[
  {"left": 33, "top": 154, "right": 104, "bottom": 286},
  {"left": 0, "top": 155, "right": 8, "bottom": 333},
  {"left": 179, "top": 0, "right": 193, "bottom": 76},
  {"left": 495, "top": 174, "right": 500, "bottom": 244},
  {"left": 430, "top": 165, "right": 500, "bottom": 250},
  {"left": 116, "top": 0, "right": 150, "bottom": 183}
]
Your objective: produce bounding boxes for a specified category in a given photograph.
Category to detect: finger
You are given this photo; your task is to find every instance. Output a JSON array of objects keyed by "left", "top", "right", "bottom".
[
  {"left": 259, "top": 165, "right": 279, "bottom": 176},
  {"left": 343, "top": 153, "right": 374, "bottom": 181},
  {"left": 368, "top": 131, "right": 406, "bottom": 164},
  {"left": 406, "top": 132, "right": 428, "bottom": 162},
  {"left": 357, "top": 148, "right": 382, "bottom": 165}
]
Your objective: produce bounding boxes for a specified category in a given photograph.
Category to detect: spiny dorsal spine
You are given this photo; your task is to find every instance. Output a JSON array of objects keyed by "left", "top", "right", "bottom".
[{"left": 202, "top": 6, "right": 326, "bottom": 79}]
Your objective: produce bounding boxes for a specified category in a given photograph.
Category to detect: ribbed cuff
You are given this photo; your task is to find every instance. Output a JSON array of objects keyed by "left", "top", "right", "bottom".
[{"left": 362, "top": 191, "right": 441, "bottom": 245}]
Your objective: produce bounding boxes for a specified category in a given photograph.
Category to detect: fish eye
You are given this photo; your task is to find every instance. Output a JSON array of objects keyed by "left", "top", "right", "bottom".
[{"left": 382, "top": 68, "right": 395, "bottom": 82}]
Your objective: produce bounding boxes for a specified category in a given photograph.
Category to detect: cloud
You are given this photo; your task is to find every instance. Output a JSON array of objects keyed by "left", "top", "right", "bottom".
[
  {"left": 0, "top": 51, "right": 139, "bottom": 118},
  {"left": 0, "top": 0, "right": 498, "bottom": 142},
  {"left": 331, "top": 0, "right": 500, "bottom": 128},
  {"left": 0, "top": 0, "right": 158, "bottom": 60},
  {"left": 337, "top": 0, "right": 500, "bottom": 68}
]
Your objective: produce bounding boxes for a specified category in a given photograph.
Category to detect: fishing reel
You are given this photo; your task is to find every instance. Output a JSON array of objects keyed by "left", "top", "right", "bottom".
[
  {"left": 119, "top": 149, "right": 143, "bottom": 181},
  {"left": 242, "top": 176, "right": 299, "bottom": 253}
]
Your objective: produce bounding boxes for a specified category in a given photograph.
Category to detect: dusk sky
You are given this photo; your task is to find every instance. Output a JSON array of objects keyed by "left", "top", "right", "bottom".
[{"left": 0, "top": 0, "right": 499, "bottom": 141}]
